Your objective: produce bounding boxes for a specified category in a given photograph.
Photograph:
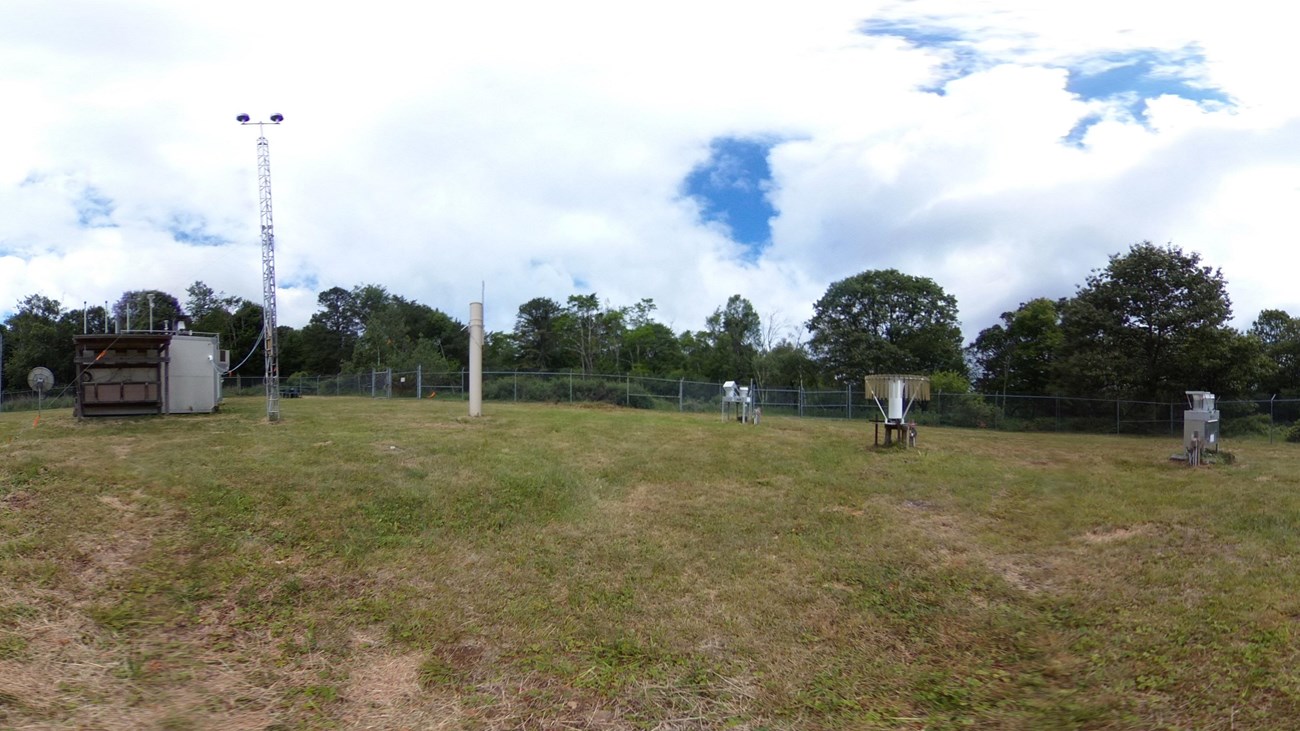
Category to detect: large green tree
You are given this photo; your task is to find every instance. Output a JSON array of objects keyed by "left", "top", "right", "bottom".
[
  {"left": 224, "top": 301, "right": 266, "bottom": 377},
  {"left": 806, "top": 269, "right": 964, "bottom": 384},
  {"left": 753, "top": 339, "right": 819, "bottom": 389},
  {"left": 513, "top": 297, "right": 571, "bottom": 371},
  {"left": 185, "top": 281, "right": 252, "bottom": 364},
  {"left": 113, "top": 290, "right": 185, "bottom": 331},
  {"left": 482, "top": 332, "right": 519, "bottom": 371},
  {"left": 563, "top": 293, "right": 626, "bottom": 375},
  {"left": 701, "top": 294, "right": 761, "bottom": 381},
  {"left": 185, "top": 281, "right": 245, "bottom": 330},
  {"left": 1055, "top": 241, "right": 1254, "bottom": 400},
  {"left": 391, "top": 297, "right": 467, "bottom": 369},
  {"left": 276, "top": 325, "right": 307, "bottom": 377},
  {"left": 1249, "top": 309, "right": 1300, "bottom": 396},
  {"left": 3, "top": 295, "right": 76, "bottom": 388},
  {"left": 966, "top": 298, "right": 1063, "bottom": 395},
  {"left": 348, "top": 297, "right": 411, "bottom": 372},
  {"left": 625, "top": 321, "right": 684, "bottom": 376},
  {"left": 185, "top": 281, "right": 225, "bottom": 324},
  {"left": 340, "top": 291, "right": 468, "bottom": 373},
  {"left": 62, "top": 303, "right": 111, "bottom": 336},
  {"left": 300, "top": 286, "right": 363, "bottom": 374}
]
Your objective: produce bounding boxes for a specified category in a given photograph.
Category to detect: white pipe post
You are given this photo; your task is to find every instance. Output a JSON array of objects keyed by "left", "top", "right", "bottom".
[
  {"left": 888, "top": 379, "right": 904, "bottom": 422},
  {"left": 469, "top": 301, "right": 483, "bottom": 417}
]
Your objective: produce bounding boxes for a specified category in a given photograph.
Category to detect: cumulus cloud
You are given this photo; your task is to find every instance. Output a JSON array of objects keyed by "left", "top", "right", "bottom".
[{"left": 0, "top": 0, "right": 1296, "bottom": 349}]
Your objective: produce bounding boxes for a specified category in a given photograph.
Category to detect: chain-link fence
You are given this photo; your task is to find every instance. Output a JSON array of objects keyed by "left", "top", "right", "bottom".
[
  {"left": 0, "top": 388, "right": 76, "bottom": 414},
  {"left": 9, "top": 368, "right": 1297, "bottom": 441},
  {"left": 221, "top": 369, "right": 1300, "bottom": 440}
]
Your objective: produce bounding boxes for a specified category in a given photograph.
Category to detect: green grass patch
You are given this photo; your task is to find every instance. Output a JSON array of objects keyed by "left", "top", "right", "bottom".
[{"left": 1, "top": 396, "right": 1299, "bottom": 728}]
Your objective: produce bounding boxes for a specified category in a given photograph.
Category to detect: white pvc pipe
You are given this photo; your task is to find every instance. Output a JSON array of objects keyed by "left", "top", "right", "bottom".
[
  {"left": 469, "top": 301, "right": 483, "bottom": 417},
  {"left": 888, "top": 379, "right": 903, "bottom": 421}
]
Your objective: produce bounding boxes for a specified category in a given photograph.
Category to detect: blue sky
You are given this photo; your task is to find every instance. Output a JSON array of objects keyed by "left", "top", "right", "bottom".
[
  {"left": 683, "top": 137, "right": 778, "bottom": 259},
  {"left": 863, "top": 19, "right": 1232, "bottom": 126},
  {"left": 166, "top": 213, "right": 227, "bottom": 247},
  {"left": 1, "top": 1, "right": 1297, "bottom": 344},
  {"left": 75, "top": 189, "right": 116, "bottom": 229}
]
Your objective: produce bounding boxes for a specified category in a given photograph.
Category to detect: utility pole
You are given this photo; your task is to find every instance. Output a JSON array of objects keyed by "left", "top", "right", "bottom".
[{"left": 237, "top": 112, "right": 285, "bottom": 422}]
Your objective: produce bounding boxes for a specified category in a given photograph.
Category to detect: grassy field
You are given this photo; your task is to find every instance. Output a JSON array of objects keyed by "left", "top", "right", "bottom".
[{"left": 2, "top": 397, "right": 1299, "bottom": 730}]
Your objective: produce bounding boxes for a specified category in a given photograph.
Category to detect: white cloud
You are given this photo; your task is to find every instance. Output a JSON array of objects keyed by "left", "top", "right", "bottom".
[{"left": 0, "top": 0, "right": 1297, "bottom": 355}]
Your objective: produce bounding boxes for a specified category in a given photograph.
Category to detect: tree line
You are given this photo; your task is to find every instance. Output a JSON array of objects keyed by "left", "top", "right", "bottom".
[{"left": 3, "top": 241, "right": 1299, "bottom": 402}]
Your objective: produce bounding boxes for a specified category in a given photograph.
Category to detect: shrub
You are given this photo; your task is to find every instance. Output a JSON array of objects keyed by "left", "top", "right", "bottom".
[
  {"left": 1222, "top": 414, "right": 1271, "bottom": 437},
  {"left": 1286, "top": 423, "right": 1300, "bottom": 443},
  {"left": 933, "top": 394, "right": 999, "bottom": 428}
]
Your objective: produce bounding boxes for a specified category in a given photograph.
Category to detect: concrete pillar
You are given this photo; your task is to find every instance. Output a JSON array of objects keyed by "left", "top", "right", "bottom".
[{"left": 469, "top": 301, "right": 483, "bottom": 417}]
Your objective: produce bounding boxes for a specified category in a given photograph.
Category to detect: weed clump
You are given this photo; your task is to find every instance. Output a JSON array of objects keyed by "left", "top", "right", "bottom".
[
  {"left": 1202, "top": 449, "right": 1236, "bottom": 465},
  {"left": 1286, "top": 423, "right": 1300, "bottom": 443}
]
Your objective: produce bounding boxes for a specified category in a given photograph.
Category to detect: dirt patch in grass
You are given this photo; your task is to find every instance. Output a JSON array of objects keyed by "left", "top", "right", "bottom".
[
  {"left": 886, "top": 495, "right": 1061, "bottom": 595},
  {"left": 1081, "top": 523, "right": 1155, "bottom": 543},
  {"left": 1, "top": 490, "right": 36, "bottom": 511},
  {"left": 340, "top": 649, "right": 443, "bottom": 728},
  {"left": 0, "top": 604, "right": 282, "bottom": 731}
]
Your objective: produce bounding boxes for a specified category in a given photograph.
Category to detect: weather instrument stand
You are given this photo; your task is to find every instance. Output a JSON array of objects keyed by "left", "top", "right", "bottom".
[
  {"left": 865, "top": 374, "right": 930, "bottom": 448},
  {"left": 28, "top": 367, "right": 55, "bottom": 423}
]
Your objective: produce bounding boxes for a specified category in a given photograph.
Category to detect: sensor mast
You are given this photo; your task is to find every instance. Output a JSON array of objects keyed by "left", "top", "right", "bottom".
[{"left": 237, "top": 112, "right": 285, "bottom": 422}]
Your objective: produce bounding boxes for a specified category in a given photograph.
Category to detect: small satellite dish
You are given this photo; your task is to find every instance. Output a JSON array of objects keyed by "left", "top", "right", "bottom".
[{"left": 28, "top": 367, "right": 54, "bottom": 393}]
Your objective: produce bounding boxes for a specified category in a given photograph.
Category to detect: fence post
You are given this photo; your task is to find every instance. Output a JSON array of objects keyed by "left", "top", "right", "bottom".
[
  {"left": 626, "top": 374, "right": 631, "bottom": 406},
  {"left": 679, "top": 378, "right": 684, "bottom": 412},
  {"left": 799, "top": 386, "right": 804, "bottom": 418},
  {"left": 417, "top": 364, "right": 422, "bottom": 399},
  {"left": 1056, "top": 396, "right": 1061, "bottom": 432},
  {"left": 569, "top": 372, "right": 573, "bottom": 403},
  {"left": 1116, "top": 398, "right": 1121, "bottom": 435},
  {"left": 513, "top": 371, "right": 518, "bottom": 402},
  {"left": 1271, "top": 394, "right": 1277, "bottom": 444},
  {"left": 847, "top": 383, "right": 852, "bottom": 420}
]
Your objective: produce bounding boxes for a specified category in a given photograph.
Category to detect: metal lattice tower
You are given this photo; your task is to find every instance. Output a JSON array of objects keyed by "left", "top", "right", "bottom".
[{"left": 238, "top": 113, "right": 284, "bottom": 422}]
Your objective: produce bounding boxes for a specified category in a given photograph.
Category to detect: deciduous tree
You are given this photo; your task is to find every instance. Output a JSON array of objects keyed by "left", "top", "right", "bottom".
[
  {"left": 806, "top": 269, "right": 964, "bottom": 384},
  {"left": 113, "top": 290, "right": 185, "bottom": 331},
  {"left": 513, "top": 297, "right": 571, "bottom": 371},
  {"left": 702, "top": 294, "right": 761, "bottom": 381},
  {"left": 1249, "top": 309, "right": 1300, "bottom": 396},
  {"left": 1055, "top": 242, "right": 1247, "bottom": 400},
  {"left": 966, "top": 298, "right": 1063, "bottom": 395},
  {"left": 3, "top": 295, "right": 75, "bottom": 387}
]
